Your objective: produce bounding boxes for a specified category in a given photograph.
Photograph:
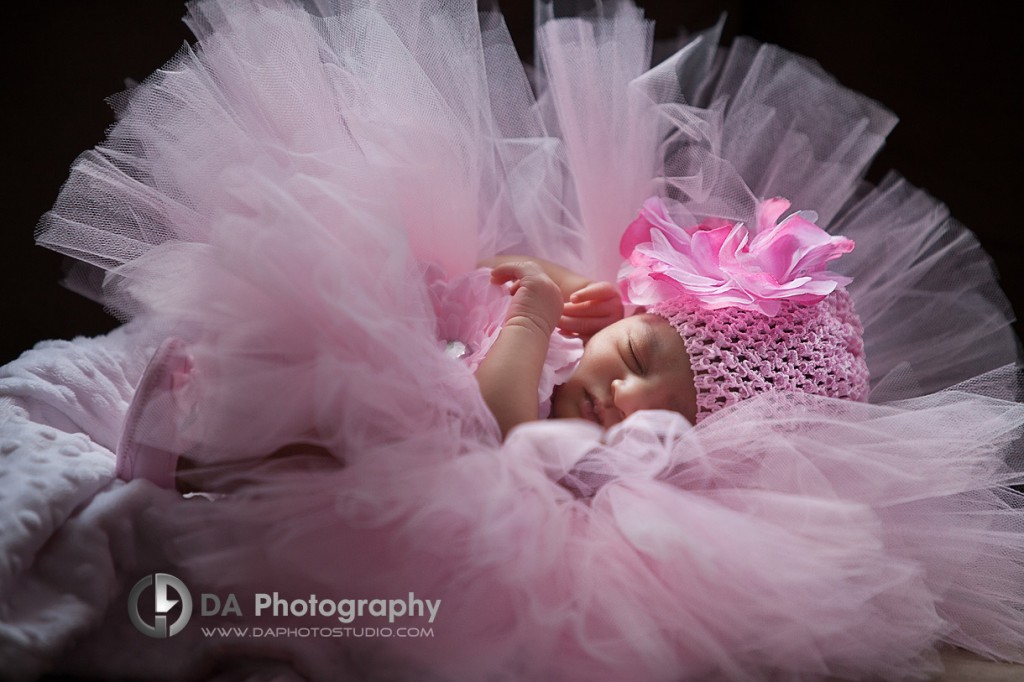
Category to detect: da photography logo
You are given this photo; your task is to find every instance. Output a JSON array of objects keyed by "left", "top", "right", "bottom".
[{"left": 129, "top": 573, "right": 193, "bottom": 638}]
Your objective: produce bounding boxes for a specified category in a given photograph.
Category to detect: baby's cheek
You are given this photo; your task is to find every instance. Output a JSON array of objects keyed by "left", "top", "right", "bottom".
[{"left": 670, "top": 387, "right": 698, "bottom": 425}]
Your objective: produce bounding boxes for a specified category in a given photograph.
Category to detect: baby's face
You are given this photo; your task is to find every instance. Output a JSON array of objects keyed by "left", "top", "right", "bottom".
[{"left": 551, "top": 314, "right": 697, "bottom": 427}]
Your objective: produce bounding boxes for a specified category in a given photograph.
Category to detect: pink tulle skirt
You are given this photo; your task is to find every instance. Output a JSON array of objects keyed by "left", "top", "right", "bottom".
[{"left": 35, "top": 0, "right": 1024, "bottom": 679}]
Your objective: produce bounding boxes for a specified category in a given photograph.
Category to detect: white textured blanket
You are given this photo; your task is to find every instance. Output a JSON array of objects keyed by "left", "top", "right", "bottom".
[{"left": 0, "top": 325, "right": 170, "bottom": 679}]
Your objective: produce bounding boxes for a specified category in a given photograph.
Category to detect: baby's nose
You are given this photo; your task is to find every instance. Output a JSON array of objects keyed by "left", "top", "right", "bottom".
[{"left": 610, "top": 378, "right": 638, "bottom": 416}]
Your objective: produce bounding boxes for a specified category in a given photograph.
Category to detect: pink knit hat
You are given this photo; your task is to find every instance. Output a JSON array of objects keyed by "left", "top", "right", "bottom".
[{"left": 619, "top": 197, "right": 870, "bottom": 421}]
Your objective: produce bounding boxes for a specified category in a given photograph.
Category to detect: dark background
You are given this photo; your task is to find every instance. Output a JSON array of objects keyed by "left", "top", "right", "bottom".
[{"left": 4, "top": 1, "right": 1022, "bottom": 365}]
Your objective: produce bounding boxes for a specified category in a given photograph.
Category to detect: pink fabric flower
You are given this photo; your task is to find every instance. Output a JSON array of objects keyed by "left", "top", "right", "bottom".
[
  {"left": 425, "top": 266, "right": 508, "bottom": 372},
  {"left": 618, "top": 197, "right": 854, "bottom": 316}
]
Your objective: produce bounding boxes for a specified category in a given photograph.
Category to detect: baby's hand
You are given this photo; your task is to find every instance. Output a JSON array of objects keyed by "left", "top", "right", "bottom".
[
  {"left": 491, "top": 261, "right": 564, "bottom": 336},
  {"left": 560, "top": 280, "right": 624, "bottom": 338}
]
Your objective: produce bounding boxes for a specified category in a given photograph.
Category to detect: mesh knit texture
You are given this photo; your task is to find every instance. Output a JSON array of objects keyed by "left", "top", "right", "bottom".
[{"left": 652, "top": 289, "right": 870, "bottom": 421}]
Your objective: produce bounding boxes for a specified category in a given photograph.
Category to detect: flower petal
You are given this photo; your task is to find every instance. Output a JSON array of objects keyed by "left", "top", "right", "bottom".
[
  {"left": 618, "top": 196, "right": 855, "bottom": 316},
  {"left": 756, "top": 197, "right": 791, "bottom": 234},
  {"left": 619, "top": 197, "right": 689, "bottom": 258}
]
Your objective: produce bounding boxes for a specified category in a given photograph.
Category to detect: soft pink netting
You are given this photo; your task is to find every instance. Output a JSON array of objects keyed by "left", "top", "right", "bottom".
[{"left": 34, "top": 1, "right": 1024, "bottom": 679}]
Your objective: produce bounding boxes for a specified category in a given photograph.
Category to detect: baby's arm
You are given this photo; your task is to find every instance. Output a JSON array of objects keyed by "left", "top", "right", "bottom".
[
  {"left": 475, "top": 261, "right": 563, "bottom": 438},
  {"left": 479, "top": 255, "right": 623, "bottom": 338}
]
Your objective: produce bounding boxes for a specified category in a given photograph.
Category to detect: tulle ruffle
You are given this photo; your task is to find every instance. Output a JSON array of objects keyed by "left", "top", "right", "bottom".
[
  {"left": 171, "top": 371, "right": 1024, "bottom": 680},
  {"left": 31, "top": 0, "right": 1024, "bottom": 679}
]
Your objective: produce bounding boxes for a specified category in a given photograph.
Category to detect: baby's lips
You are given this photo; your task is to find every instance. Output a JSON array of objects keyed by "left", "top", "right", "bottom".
[
  {"left": 578, "top": 391, "right": 600, "bottom": 425},
  {"left": 589, "top": 395, "right": 611, "bottom": 428}
]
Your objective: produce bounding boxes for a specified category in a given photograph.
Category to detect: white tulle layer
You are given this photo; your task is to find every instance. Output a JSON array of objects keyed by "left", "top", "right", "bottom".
[{"left": 32, "top": 0, "right": 1024, "bottom": 679}]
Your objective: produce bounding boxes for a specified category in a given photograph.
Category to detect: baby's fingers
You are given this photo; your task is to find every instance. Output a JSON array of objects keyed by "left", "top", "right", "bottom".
[
  {"left": 563, "top": 289, "right": 624, "bottom": 329},
  {"left": 562, "top": 298, "right": 621, "bottom": 318},
  {"left": 490, "top": 261, "right": 548, "bottom": 289},
  {"left": 569, "top": 280, "right": 618, "bottom": 304},
  {"left": 489, "top": 262, "right": 525, "bottom": 285},
  {"left": 558, "top": 314, "right": 615, "bottom": 337}
]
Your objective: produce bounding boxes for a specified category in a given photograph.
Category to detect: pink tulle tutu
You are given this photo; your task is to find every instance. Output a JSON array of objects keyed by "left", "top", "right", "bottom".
[{"left": 35, "top": 0, "right": 1024, "bottom": 679}]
